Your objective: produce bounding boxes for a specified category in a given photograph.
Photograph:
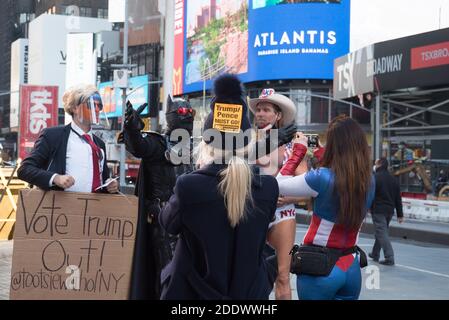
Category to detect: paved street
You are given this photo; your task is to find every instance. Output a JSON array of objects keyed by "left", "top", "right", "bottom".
[
  {"left": 2, "top": 225, "right": 449, "bottom": 300},
  {"left": 277, "top": 225, "right": 449, "bottom": 300}
]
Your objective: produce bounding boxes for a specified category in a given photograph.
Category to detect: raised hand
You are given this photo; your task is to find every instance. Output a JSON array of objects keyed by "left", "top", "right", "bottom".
[
  {"left": 124, "top": 101, "right": 145, "bottom": 131},
  {"left": 292, "top": 132, "right": 308, "bottom": 148}
]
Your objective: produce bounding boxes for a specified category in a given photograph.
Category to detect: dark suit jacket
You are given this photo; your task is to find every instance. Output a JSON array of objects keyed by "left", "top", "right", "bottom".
[
  {"left": 372, "top": 168, "right": 404, "bottom": 217},
  {"left": 159, "top": 164, "right": 279, "bottom": 300},
  {"left": 18, "top": 124, "right": 110, "bottom": 191}
]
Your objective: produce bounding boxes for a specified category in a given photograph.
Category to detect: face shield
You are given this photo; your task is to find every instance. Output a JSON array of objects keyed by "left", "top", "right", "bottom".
[{"left": 79, "top": 92, "right": 110, "bottom": 129}]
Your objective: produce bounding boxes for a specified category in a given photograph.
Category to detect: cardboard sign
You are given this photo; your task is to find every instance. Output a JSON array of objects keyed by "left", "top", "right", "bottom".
[
  {"left": 10, "top": 190, "right": 138, "bottom": 300},
  {"left": 212, "top": 103, "right": 243, "bottom": 133}
]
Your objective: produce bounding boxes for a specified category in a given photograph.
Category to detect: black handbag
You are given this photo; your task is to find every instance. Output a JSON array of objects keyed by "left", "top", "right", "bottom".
[{"left": 289, "top": 244, "right": 367, "bottom": 277}]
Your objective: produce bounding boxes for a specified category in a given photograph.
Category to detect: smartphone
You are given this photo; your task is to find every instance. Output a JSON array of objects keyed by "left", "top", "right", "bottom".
[{"left": 306, "top": 134, "right": 319, "bottom": 148}]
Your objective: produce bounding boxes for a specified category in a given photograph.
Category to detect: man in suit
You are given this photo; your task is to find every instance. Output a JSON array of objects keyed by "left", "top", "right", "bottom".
[{"left": 18, "top": 84, "right": 118, "bottom": 194}]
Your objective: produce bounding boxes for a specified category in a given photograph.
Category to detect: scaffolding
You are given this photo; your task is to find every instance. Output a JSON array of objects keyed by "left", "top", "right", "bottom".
[
  {"left": 333, "top": 27, "right": 449, "bottom": 197},
  {"left": 372, "top": 87, "right": 449, "bottom": 195}
]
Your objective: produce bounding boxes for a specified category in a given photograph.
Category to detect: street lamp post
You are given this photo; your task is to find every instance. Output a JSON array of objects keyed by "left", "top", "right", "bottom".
[
  {"left": 119, "top": 0, "right": 129, "bottom": 189},
  {"left": 202, "top": 58, "right": 212, "bottom": 110}
]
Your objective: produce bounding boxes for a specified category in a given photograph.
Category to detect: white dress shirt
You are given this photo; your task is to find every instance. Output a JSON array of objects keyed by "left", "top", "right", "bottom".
[{"left": 50, "top": 122, "right": 105, "bottom": 193}]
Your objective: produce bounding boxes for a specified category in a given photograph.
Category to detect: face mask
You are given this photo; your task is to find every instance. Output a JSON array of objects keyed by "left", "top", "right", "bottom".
[{"left": 373, "top": 165, "right": 377, "bottom": 173}]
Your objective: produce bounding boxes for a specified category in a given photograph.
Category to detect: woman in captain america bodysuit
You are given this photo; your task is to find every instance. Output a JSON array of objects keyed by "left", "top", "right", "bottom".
[{"left": 278, "top": 115, "right": 375, "bottom": 300}]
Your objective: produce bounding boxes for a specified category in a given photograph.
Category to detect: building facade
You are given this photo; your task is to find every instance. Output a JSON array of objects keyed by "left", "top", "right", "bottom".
[
  {"left": 0, "top": 0, "right": 109, "bottom": 160},
  {"left": 34, "top": 0, "right": 108, "bottom": 18},
  {"left": 100, "top": 0, "right": 163, "bottom": 129},
  {"left": 0, "top": 0, "right": 34, "bottom": 160}
]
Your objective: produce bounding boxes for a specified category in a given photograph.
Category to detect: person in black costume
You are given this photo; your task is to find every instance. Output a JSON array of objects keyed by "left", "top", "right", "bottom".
[{"left": 119, "top": 96, "right": 195, "bottom": 299}]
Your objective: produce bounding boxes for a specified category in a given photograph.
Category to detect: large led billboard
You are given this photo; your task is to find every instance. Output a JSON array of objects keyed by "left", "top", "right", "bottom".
[
  {"left": 173, "top": 0, "right": 350, "bottom": 95},
  {"left": 99, "top": 75, "right": 149, "bottom": 118}
]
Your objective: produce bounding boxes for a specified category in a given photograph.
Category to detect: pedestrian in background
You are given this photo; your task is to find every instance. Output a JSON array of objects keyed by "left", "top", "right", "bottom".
[{"left": 369, "top": 158, "right": 405, "bottom": 266}]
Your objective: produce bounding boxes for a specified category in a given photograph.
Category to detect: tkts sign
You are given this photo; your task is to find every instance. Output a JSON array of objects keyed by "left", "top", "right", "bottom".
[
  {"left": 334, "top": 27, "right": 449, "bottom": 100},
  {"left": 19, "top": 85, "right": 59, "bottom": 160}
]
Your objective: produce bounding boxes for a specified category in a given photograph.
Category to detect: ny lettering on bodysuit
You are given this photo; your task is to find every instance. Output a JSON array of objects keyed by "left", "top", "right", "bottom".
[{"left": 10, "top": 190, "right": 137, "bottom": 300}]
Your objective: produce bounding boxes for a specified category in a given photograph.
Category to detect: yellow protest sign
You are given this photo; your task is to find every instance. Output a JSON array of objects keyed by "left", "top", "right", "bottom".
[
  {"left": 10, "top": 190, "right": 138, "bottom": 300},
  {"left": 212, "top": 103, "right": 243, "bottom": 133}
]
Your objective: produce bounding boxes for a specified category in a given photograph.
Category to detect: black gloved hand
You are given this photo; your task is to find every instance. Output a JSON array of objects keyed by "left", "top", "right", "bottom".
[
  {"left": 256, "top": 123, "right": 297, "bottom": 159},
  {"left": 273, "top": 123, "right": 297, "bottom": 148},
  {"left": 124, "top": 101, "right": 145, "bottom": 131}
]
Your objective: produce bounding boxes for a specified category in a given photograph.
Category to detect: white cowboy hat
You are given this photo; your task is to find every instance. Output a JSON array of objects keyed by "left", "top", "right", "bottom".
[{"left": 249, "top": 89, "right": 296, "bottom": 127}]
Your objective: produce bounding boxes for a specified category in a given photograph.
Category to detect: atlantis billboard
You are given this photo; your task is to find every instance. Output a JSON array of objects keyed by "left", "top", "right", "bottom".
[{"left": 173, "top": 0, "right": 350, "bottom": 95}]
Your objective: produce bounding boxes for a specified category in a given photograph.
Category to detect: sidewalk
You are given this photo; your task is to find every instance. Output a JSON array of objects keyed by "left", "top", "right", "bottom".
[
  {"left": 296, "top": 210, "right": 449, "bottom": 246},
  {"left": 0, "top": 241, "right": 13, "bottom": 300}
]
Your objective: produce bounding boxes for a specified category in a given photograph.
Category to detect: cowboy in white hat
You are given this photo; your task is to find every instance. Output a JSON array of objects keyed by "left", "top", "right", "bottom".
[
  {"left": 250, "top": 88, "right": 301, "bottom": 301},
  {"left": 249, "top": 88, "right": 298, "bottom": 174},
  {"left": 250, "top": 88, "right": 296, "bottom": 130}
]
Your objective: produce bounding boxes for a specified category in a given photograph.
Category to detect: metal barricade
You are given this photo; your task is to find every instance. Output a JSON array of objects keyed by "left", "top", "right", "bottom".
[{"left": 0, "top": 160, "right": 28, "bottom": 240}]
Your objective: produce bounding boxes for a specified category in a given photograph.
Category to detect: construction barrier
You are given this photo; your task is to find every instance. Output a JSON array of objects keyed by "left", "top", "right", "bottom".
[
  {"left": 0, "top": 162, "right": 28, "bottom": 240},
  {"left": 402, "top": 198, "right": 449, "bottom": 223}
]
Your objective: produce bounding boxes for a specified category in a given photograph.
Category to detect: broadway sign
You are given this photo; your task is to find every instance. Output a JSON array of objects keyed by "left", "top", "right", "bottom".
[{"left": 334, "top": 27, "right": 449, "bottom": 99}]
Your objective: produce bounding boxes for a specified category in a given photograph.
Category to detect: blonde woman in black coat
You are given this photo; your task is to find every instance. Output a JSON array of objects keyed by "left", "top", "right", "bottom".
[{"left": 158, "top": 75, "right": 279, "bottom": 300}]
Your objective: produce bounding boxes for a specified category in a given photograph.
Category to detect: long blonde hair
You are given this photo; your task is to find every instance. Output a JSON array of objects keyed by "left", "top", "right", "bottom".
[{"left": 196, "top": 141, "right": 253, "bottom": 228}]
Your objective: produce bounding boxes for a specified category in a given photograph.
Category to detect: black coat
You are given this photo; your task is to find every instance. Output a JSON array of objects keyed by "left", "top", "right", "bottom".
[
  {"left": 124, "top": 128, "right": 179, "bottom": 300},
  {"left": 159, "top": 164, "right": 279, "bottom": 300},
  {"left": 372, "top": 168, "right": 404, "bottom": 217},
  {"left": 17, "top": 124, "right": 109, "bottom": 190}
]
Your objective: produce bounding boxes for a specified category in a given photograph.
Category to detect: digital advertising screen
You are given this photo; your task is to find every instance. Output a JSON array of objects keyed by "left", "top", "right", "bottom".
[
  {"left": 99, "top": 75, "right": 149, "bottom": 118},
  {"left": 173, "top": 0, "right": 350, "bottom": 95}
]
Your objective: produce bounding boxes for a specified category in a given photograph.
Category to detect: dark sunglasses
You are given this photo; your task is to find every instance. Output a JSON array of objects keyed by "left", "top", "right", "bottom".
[
  {"left": 88, "top": 93, "right": 104, "bottom": 111},
  {"left": 79, "top": 93, "right": 104, "bottom": 111}
]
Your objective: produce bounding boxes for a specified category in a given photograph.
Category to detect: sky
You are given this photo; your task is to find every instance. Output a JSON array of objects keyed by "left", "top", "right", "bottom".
[
  {"left": 187, "top": 0, "right": 222, "bottom": 27},
  {"left": 351, "top": 0, "right": 449, "bottom": 51}
]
